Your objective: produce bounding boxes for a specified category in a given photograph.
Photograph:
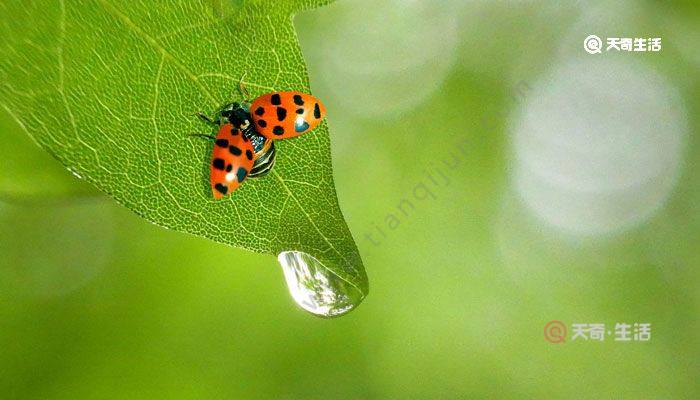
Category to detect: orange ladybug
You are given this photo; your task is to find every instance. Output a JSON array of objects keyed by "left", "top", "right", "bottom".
[{"left": 193, "top": 91, "right": 326, "bottom": 199}]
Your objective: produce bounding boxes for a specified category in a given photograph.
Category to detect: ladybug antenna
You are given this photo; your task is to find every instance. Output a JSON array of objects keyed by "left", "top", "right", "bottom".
[{"left": 238, "top": 72, "right": 251, "bottom": 102}]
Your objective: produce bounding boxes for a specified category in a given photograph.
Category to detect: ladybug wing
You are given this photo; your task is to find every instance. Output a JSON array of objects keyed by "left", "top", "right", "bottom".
[
  {"left": 250, "top": 91, "right": 326, "bottom": 140},
  {"left": 209, "top": 124, "right": 255, "bottom": 199}
]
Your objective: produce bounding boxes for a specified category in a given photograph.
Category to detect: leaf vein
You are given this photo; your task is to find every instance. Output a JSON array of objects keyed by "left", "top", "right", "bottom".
[{"left": 95, "top": 0, "right": 218, "bottom": 107}]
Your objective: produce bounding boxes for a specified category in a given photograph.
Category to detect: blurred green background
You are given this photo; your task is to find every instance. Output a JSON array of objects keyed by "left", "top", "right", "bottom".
[{"left": 1, "top": 0, "right": 699, "bottom": 398}]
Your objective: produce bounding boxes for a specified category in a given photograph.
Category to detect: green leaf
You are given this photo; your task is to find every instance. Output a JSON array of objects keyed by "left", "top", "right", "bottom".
[{"left": 0, "top": 0, "right": 367, "bottom": 316}]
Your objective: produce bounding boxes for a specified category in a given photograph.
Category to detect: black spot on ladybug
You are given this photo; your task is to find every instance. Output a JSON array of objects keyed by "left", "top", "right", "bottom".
[
  {"left": 229, "top": 145, "right": 242, "bottom": 156},
  {"left": 270, "top": 94, "right": 281, "bottom": 105},
  {"left": 276, "top": 107, "right": 287, "bottom": 121},
  {"left": 230, "top": 128, "right": 239, "bottom": 136},
  {"left": 212, "top": 158, "right": 226, "bottom": 170},
  {"left": 245, "top": 149, "right": 253, "bottom": 160},
  {"left": 273, "top": 126, "right": 285, "bottom": 135},
  {"left": 293, "top": 95, "right": 304, "bottom": 105},
  {"left": 215, "top": 139, "right": 229, "bottom": 148},
  {"left": 257, "top": 119, "right": 267, "bottom": 128},
  {"left": 296, "top": 108, "right": 304, "bottom": 114},
  {"left": 215, "top": 183, "right": 228, "bottom": 194},
  {"left": 226, "top": 164, "right": 233, "bottom": 172},
  {"left": 236, "top": 167, "right": 248, "bottom": 182},
  {"left": 313, "top": 103, "right": 321, "bottom": 119},
  {"left": 255, "top": 107, "right": 265, "bottom": 116}
]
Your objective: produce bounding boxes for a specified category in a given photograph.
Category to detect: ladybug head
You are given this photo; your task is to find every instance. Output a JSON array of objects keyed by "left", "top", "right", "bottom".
[{"left": 217, "top": 102, "right": 253, "bottom": 133}]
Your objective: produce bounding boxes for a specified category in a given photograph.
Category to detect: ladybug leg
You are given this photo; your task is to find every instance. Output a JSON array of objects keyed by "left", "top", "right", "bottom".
[{"left": 189, "top": 133, "right": 216, "bottom": 141}]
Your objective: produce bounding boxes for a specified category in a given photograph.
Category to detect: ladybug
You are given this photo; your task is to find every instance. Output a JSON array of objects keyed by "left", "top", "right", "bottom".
[{"left": 193, "top": 91, "right": 326, "bottom": 199}]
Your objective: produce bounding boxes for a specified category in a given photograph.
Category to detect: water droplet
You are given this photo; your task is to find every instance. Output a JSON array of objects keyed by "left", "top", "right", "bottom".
[{"left": 278, "top": 251, "right": 365, "bottom": 318}]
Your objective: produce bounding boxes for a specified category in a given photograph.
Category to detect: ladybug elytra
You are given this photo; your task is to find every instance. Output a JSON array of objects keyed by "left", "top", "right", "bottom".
[{"left": 193, "top": 90, "right": 326, "bottom": 199}]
